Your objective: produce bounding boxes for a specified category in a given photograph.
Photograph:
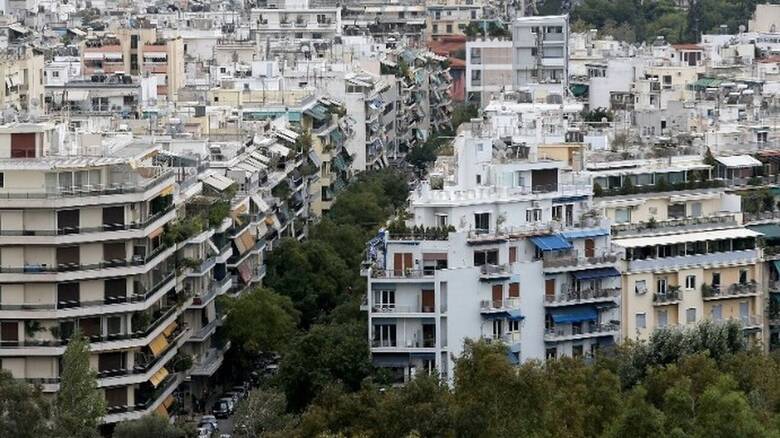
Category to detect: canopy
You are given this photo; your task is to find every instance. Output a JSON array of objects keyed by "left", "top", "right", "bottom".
[
  {"left": 572, "top": 267, "right": 621, "bottom": 281},
  {"left": 613, "top": 228, "right": 761, "bottom": 248},
  {"left": 530, "top": 235, "right": 572, "bottom": 251},
  {"left": 148, "top": 333, "right": 169, "bottom": 357},
  {"left": 507, "top": 309, "right": 525, "bottom": 321},
  {"left": 748, "top": 223, "right": 780, "bottom": 239},
  {"left": 560, "top": 228, "right": 609, "bottom": 240},
  {"left": 550, "top": 306, "right": 598, "bottom": 324},
  {"left": 149, "top": 367, "right": 169, "bottom": 388},
  {"left": 715, "top": 155, "right": 762, "bottom": 168},
  {"left": 200, "top": 172, "right": 234, "bottom": 191},
  {"left": 162, "top": 321, "right": 177, "bottom": 338}
]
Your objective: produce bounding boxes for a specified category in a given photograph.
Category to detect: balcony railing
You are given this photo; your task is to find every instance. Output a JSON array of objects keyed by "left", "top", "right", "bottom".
[
  {"left": 370, "top": 268, "right": 435, "bottom": 279},
  {"left": 480, "top": 298, "right": 521, "bottom": 311},
  {"left": 546, "top": 287, "right": 620, "bottom": 305},
  {"left": 702, "top": 281, "right": 758, "bottom": 300},
  {"left": 106, "top": 373, "right": 180, "bottom": 416},
  {"left": 0, "top": 272, "right": 175, "bottom": 311},
  {"left": 0, "top": 205, "right": 174, "bottom": 237},
  {"left": 611, "top": 213, "right": 738, "bottom": 237},
  {"left": 542, "top": 251, "right": 619, "bottom": 269},
  {"left": 479, "top": 264, "right": 510, "bottom": 277},
  {"left": 4, "top": 244, "right": 171, "bottom": 275},
  {"left": 544, "top": 323, "right": 619, "bottom": 340},
  {"left": 653, "top": 290, "right": 682, "bottom": 305},
  {"left": 0, "top": 170, "right": 173, "bottom": 199},
  {"left": 370, "top": 304, "right": 435, "bottom": 313},
  {"left": 371, "top": 336, "right": 435, "bottom": 349}
]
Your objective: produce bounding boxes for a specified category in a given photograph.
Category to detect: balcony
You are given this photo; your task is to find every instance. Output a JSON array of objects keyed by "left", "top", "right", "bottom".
[
  {"left": 627, "top": 249, "right": 758, "bottom": 273},
  {"left": 702, "top": 281, "right": 759, "bottom": 301},
  {"left": 103, "top": 372, "right": 182, "bottom": 423},
  {"left": 479, "top": 264, "right": 511, "bottom": 280},
  {"left": 611, "top": 213, "right": 738, "bottom": 237},
  {"left": 653, "top": 290, "right": 682, "bottom": 305},
  {"left": 370, "top": 303, "right": 436, "bottom": 314},
  {"left": 544, "top": 323, "right": 619, "bottom": 342},
  {"left": 370, "top": 268, "right": 435, "bottom": 282},
  {"left": 480, "top": 298, "right": 521, "bottom": 313},
  {"left": 189, "top": 341, "right": 231, "bottom": 376},
  {"left": 545, "top": 287, "right": 620, "bottom": 307},
  {"left": 542, "top": 250, "right": 620, "bottom": 271},
  {"left": 0, "top": 272, "right": 176, "bottom": 319},
  {"left": 371, "top": 336, "right": 436, "bottom": 350},
  {"left": 0, "top": 170, "right": 174, "bottom": 201},
  {"left": 184, "top": 256, "right": 216, "bottom": 277},
  {"left": 189, "top": 277, "right": 232, "bottom": 309},
  {"left": 188, "top": 317, "right": 221, "bottom": 343}
]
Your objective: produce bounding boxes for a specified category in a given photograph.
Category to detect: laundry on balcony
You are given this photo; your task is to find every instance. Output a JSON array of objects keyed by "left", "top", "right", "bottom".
[
  {"left": 572, "top": 267, "right": 621, "bottom": 281},
  {"left": 148, "top": 333, "right": 169, "bottom": 357},
  {"left": 550, "top": 305, "right": 598, "bottom": 324},
  {"left": 530, "top": 235, "right": 573, "bottom": 252},
  {"left": 149, "top": 367, "right": 169, "bottom": 388},
  {"left": 560, "top": 228, "right": 610, "bottom": 240}
]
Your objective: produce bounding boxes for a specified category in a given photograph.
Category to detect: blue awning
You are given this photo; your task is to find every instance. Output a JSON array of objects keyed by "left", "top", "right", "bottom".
[
  {"left": 507, "top": 351, "right": 519, "bottom": 365},
  {"left": 550, "top": 306, "right": 598, "bottom": 324},
  {"left": 572, "top": 267, "right": 621, "bottom": 281},
  {"left": 509, "top": 343, "right": 522, "bottom": 353},
  {"left": 530, "top": 235, "right": 572, "bottom": 251},
  {"left": 507, "top": 309, "right": 525, "bottom": 321},
  {"left": 560, "top": 228, "right": 610, "bottom": 240}
]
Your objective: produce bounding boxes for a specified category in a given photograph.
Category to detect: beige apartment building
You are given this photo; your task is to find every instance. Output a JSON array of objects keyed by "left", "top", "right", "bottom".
[
  {"left": 0, "top": 125, "right": 186, "bottom": 422},
  {"left": 590, "top": 156, "right": 765, "bottom": 348},
  {"left": 82, "top": 26, "right": 184, "bottom": 102},
  {"left": 0, "top": 49, "right": 44, "bottom": 113}
]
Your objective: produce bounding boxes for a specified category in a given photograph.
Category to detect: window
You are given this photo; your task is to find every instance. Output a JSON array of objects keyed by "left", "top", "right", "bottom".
[
  {"left": 373, "top": 289, "right": 395, "bottom": 309},
  {"left": 546, "top": 347, "right": 557, "bottom": 359},
  {"left": 739, "top": 269, "right": 748, "bottom": 284},
  {"left": 685, "top": 275, "right": 696, "bottom": 290},
  {"left": 572, "top": 344, "right": 584, "bottom": 357},
  {"left": 635, "top": 280, "right": 647, "bottom": 295},
  {"left": 552, "top": 205, "right": 563, "bottom": 222},
  {"left": 52, "top": 71, "right": 60, "bottom": 78},
  {"left": 104, "top": 279, "right": 126, "bottom": 304},
  {"left": 372, "top": 324, "right": 396, "bottom": 347},
  {"left": 435, "top": 213, "right": 448, "bottom": 227},
  {"left": 508, "top": 319, "right": 520, "bottom": 332},
  {"left": 690, "top": 202, "right": 702, "bottom": 217},
  {"left": 656, "top": 278, "right": 667, "bottom": 294},
  {"left": 471, "top": 69, "right": 481, "bottom": 86},
  {"left": 711, "top": 272, "right": 721, "bottom": 289},
  {"left": 614, "top": 207, "right": 630, "bottom": 223},
  {"left": 667, "top": 203, "right": 686, "bottom": 219},
  {"left": 492, "top": 319, "right": 503, "bottom": 339},
  {"left": 474, "top": 212, "right": 490, "bottom": 232},
  {"left": 107, "top": 316, "right": 122, "bottom": 336},
  {"left": 711, "top": 304, "right": 723, "bottom": 321},
  {"left": 686, "top": 307, "right": 697, "bottom": 323},
  {"left": 508, "top": 247, "right": 517, "bottom": 264},
  {"left": 476, "top": 174, "right": 482, "bottom": 184},
  {"left": 657, "top": 309, "right": 668, "bottom": 327},
  {"left": 473, "top": 249, "right": 498, "bottom": 266},
  {"left": 635, "top": 313, "right": 646, "bottom": 329},
  {"left": 526, "top": 208, "right": 542, "bottom": 222}
]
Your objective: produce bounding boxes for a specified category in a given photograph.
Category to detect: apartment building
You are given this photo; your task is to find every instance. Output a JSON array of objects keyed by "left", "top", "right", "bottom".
[
  {"left": 427, "top": 0, "right": 483, "bottom": 39},
  {"left": 342, "top": 0, "right": 427, "bottom": 43},
  {"left": 81, "top": 25, "right": 185, "bottom": 102},
  {"left": 511, "top": 15, "right": 569, "bottom": 101},
  {"left": 589, "top": 156, "right": 765, "bottom": 346},
  {"left": 249, "top": 0, "right": 342, "bottom": 43},
  {"left": 465, "top": 37, "right": 513, "bottom": 106},
  {"left": 0, "top": 47, "right": 44, "bottom": 113},
  {"left": 0, "top": 128, "right": 184, "bottom": 422},
  {"left": 365, "top": 119, "right": 618, "bottom": 382}
]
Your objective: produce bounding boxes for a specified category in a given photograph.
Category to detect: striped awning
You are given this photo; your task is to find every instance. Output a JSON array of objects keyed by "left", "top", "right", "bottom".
[
  {"left": 148, "top": 333, "right": 169, "bottom": 357},
  {"left": 149, "top": 367, "right": 169, "bottom": 388}
]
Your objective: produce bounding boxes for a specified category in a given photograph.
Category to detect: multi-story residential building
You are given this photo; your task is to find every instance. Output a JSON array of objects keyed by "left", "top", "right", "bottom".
[
  {"left": 341, "top": 0, "right": 427, "bottom": 43},
  {"left": 511, "top": 15, "right": 569, "bottom": 101},
  {"left": 249, "top": 0, "right": 342, "bottom": 44},
  {"left": 466, "top": 37, "right": 513, "bottom": 106},
  {"left": 588, "top": 155, "right": 765, "bottom": 346},
  {"left": 0, "top": 46, "right": 44, "bottom": 113},
  {"left": 81, "top": 25, "right": 185, "bottom": 102},
  {"left": 0, "top": 127, "right": 185, "bottom": 423},
  {"left": 427, "top": 0, "right": 484, "bottom": 39},
  {"left": 364, "top": 119, "right": 617, "bottom": 382}
]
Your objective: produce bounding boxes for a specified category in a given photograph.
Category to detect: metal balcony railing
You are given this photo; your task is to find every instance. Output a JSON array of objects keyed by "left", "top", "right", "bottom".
[
  {"left": 546, "top": 287, "right": 620, "bottom": 305},
  {"left": 702, "top": 282, "right": 758, "bottom": 300}
]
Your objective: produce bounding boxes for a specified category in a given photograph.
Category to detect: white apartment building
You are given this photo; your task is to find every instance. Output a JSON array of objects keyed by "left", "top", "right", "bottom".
[
  {"left": 512, "top": 15, "right": 569, "bottom": 101},
  {"left": 365, "top": 120, "right": 619, "bottom": 382},
  {"left": 465, "top": 37, "right": 513, "bottom": 106}
]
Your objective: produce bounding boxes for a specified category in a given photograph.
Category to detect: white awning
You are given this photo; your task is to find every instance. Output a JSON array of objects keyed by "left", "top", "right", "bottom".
[
  {"left": 83, "top": 52, "right": 104, "bottom": 60},
  {"left": 144, "top": 51, "right": 168, "bottom": 59},
  {"left": 715, "top": 155, "right": 762, "bottom": 168},
  {"left": 613, "top": 228, "right": 761, "bottom": 248},
  {"left": 200, "top": 173, "right": 234, "bottom": 191},
  {"left": 269, "top": 143, "right": 291, "bottom": 157},
  {"left": 250, "top": 194, "right": 270, "bottom": 212},
  {"left": 236, "top": 162, "right": 262, "bottom": 173},
  {"left": 66, "top": 89, "right": 90, "bottom": 101},
  {"left": 250, "top": 151, "right": 270, "bottom": 164},
  {"left": 244, "top": 157, "right": 267, "bottom": 170},
  {"left": 104, "top": 52, "right": 123, "bottom": 60}
]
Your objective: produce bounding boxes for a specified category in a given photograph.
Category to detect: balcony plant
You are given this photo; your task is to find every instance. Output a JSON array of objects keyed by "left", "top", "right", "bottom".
[
  {"left": 24, "top": 320, "right": 43, "bottom": 338},
  {"left": 701, "top": 283, "right": 716, "bottom": 298}
]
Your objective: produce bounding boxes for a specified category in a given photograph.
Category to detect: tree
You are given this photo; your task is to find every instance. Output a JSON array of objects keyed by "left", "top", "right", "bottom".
[
  {"left": 113, "top": 414, "right": 187, "bottom": 438},
  {"left": 54, "top": 330, "right": 106, "bottom": 438},
  {"left": 0, "top": 370, "right": 52, "bottom": 438},
  {"left": 223, "top": 287, "right": 299, "bottom": 354},
  {"left": 694, "top": 375, "right": 772, "bottom": 438},
  {"left": 603, "top": 386, "right": 666, "bottom": 438},
  {"left": 265, "top": 238, "right": 353, "bottom": 328},
  {"left": 233, "top": 389, "right": 297, "bottom": 437},
  {"left": 703, "top": 146, "right": 717, "bottom": 166},
  {"left": 278, "top": 322, "right": 373, "bottom": 411}
]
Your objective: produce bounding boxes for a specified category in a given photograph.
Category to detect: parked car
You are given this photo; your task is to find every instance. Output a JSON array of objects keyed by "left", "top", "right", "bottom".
[
  {"left": 264, "top": 364, "right": 279, "bottom": 376},
  {"left": 197, "top": 426, "right": 212, "bottom": 438},
  {"left": 223, "top": 392, "right": 240, "bottom": 407},
  {"left": 212, "top": 399, "right": 231, "bottom": 419},
  {"left": 220, "top": 396, "right": 236, "bottom": 414},
  {"left": 199, "top": 415, "right": 219, "bottom": 432},
  {"left": 231, "top": 385, "right": 247, "bottom": 400}
]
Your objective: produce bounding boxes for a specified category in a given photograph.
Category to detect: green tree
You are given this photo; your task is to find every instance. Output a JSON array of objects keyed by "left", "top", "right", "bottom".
[
  {"left": 223, "top": 287, "right": 299, "bottom": 354},
  {"left": 0, "top": 370, "right": 52, "bottom": 438},
  {"left": 113, "top": 414, "right": 187, "bottom": 438},
  {"left": 278, "top": 322, "right": 373, "bottom": 411},
  {"left": 54, "top": 330, "right": 106, "bottom": 438},
  {"left": 694, "top": 375, "right": 771, "bottom": 438},
  {"left": 603, "top": 386, "right": 666, "bottom": 438},
  {"left": 233, "top": 389, "right": 297, "bottom": 437},
  {"left": 265, "top": 238, "right": 353, "bottom": 328}
]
